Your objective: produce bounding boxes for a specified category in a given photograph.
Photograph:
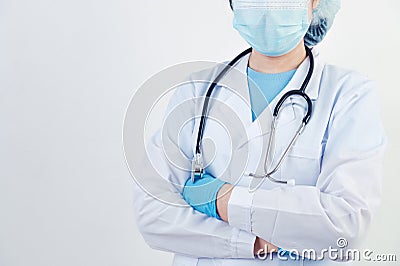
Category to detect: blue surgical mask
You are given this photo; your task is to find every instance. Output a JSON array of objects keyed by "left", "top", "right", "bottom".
[{"left": 232, "top": 0, "right": 311, "bottom": 57}]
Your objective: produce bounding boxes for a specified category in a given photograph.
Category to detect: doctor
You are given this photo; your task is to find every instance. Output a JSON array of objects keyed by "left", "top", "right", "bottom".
[{"left": 132, "top": 0, "right": 386, "bottom": 265}]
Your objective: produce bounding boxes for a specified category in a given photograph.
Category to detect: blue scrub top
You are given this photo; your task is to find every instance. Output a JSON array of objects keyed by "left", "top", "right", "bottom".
[{"left": 247, "top": 67, "right": 296, "bottom": 121}]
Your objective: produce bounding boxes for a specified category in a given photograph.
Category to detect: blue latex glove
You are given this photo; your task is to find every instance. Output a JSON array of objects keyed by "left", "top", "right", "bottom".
[{"left": 182, "top": 173, "right": 227, "bottom": 219}]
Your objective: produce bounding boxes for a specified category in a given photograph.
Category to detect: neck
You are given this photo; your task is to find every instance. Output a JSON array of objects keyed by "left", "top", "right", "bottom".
[{"left": 248, "top": 41, "right": 307, "bottom": 74}]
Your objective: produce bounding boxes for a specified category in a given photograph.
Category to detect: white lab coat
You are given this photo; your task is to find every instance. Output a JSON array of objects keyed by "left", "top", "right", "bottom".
[{"left": 132, "top": 48, "right": 386, "bottom": 266}]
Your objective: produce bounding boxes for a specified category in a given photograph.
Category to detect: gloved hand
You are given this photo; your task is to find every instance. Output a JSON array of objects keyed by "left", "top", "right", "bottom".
[{"left": 182, "top": 174, "right": 227, "bottom": 220}]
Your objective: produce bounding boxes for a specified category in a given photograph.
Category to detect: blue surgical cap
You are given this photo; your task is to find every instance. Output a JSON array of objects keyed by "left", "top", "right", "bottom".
[{"left": 305, "top": 0, "right": 341, "bottom": 47}]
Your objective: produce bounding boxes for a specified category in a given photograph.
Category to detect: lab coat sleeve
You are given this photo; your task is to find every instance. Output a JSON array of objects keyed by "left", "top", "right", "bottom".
[
  {"left": 227, "top": 78, "right": 386, "bottom": 259},
  {"left": 132, "top": 81, "right": 256, "bottom": 259}
]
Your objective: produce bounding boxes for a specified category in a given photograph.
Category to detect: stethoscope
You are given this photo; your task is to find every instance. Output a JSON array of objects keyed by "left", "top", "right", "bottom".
[{"left": 191, "top": 46, "right": 314, "bottom": 187}]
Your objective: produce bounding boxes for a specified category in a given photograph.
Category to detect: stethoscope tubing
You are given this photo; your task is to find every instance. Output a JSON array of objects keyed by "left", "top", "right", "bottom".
[
  {"left": 192, "top": 46, "right": 314, "bottom": 185},
  {"left": 195, "top": 48, "right": 253, "bottom": 155}
]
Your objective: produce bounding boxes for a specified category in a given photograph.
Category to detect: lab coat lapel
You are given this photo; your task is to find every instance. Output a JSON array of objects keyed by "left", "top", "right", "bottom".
[
  {"left": 206, "top": 53, "right": 254, "bottom": 146},
  {"left": 239, "top": 48, "right": 323, "bottom": 146},
  {"left": 211, "top": 53, "right": 275, "bottom": 142}
]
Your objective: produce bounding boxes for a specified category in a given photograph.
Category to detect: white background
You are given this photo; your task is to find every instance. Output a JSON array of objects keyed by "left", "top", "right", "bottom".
[{"left": 1, "top": 0, "right": 399, "bottom": 265}]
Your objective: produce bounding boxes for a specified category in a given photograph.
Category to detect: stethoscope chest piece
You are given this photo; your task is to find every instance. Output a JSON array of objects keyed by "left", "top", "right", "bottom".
[{"left": 191, "top": 153, "right": 204, "bottom": 182}]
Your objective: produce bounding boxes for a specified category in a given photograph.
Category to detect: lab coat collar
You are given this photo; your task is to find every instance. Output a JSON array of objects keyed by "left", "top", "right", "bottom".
[
  {"left": 214, "top": 47, "right": 325, "bottom": 145},
  {"left": 230, "top": 47, "right": 323, "bottom": 101},
  {"left": 215, "top": 47, "right": 325, "bottom": 125},
  {"left": 286, "top": 47, "right": 322, "bottom": 100}
]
